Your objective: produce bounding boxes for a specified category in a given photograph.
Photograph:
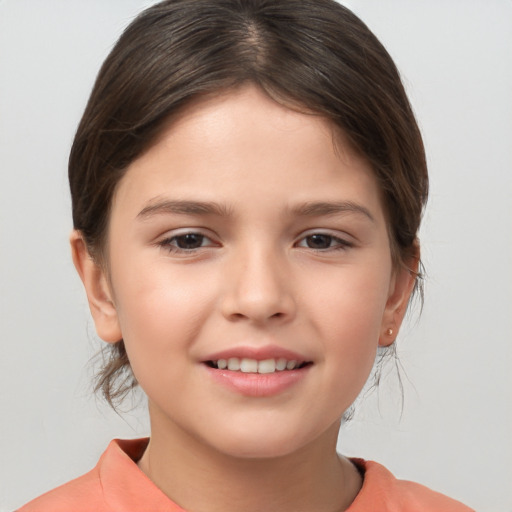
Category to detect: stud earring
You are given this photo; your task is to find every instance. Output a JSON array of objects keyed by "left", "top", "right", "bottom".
[{"left": 385, "top": 328, "right": 393, "bottom": 337}]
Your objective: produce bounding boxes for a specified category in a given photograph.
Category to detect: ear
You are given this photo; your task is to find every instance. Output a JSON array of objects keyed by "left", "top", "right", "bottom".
[
  {"left": 70, "top": 230, "right": 122, "bottom": 343},
  {"left": 379, "top": 245, "right": 420, "bottom": 347}
]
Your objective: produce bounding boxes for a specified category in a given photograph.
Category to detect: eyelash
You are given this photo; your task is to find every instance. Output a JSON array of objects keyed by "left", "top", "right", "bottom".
[
  {"left": 158, "top": 232, "right": 216, "bottom": 253},
  {"left": 295, "top": 233, "right": 353, "bottom": 252},
  {"left": 157, "top": 231, "right": 354, "bottom": 254}
]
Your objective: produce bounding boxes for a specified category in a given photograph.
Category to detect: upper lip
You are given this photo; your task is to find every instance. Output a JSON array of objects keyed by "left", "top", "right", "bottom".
[{"left": 203, "top": 345, "right": 312, "bottom": 363}]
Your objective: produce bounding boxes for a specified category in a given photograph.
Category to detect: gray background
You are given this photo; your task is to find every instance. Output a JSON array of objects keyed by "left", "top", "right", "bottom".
[{"left": 1, "top": 1, "right": 511, "bottom": 511}]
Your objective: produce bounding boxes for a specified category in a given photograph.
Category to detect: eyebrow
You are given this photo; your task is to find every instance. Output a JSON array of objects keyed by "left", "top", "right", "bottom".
[
  {"left": 137, "top": 198, "right": 375, "bottom": 223},
  {"left": 137, "top": 199, "right": 231, "bottom": 219},
  {"left": 291, "top": 201, "right": 375, "bottom": 222}
]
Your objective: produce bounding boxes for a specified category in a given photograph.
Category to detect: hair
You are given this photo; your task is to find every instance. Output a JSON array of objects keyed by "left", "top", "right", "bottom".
[{"left": 69, "top": 0, "right": 428, "bottom": 407}]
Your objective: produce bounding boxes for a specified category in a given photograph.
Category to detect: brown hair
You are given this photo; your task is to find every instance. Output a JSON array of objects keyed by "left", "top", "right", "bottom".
[{"left": 69, "top": 0, "right": 428, "bottom": 407}]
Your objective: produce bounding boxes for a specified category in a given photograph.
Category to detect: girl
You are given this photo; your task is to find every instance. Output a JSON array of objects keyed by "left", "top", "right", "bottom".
[{"left": 17, "top": 1, "right": 474, "bottom": 510}]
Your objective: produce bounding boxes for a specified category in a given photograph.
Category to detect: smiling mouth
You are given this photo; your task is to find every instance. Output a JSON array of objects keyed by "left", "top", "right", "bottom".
[{"left": 204, "top": 357, "right": 312, "bottom": 374}]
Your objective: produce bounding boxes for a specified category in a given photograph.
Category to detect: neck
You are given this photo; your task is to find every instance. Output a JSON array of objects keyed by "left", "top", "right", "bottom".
[{"left": 138, "top": 407, "right": 362, "bottom": 512}]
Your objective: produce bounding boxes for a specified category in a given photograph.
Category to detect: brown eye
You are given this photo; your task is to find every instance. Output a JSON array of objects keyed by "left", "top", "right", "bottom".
[
  {"left": 296, "top": 232, "right": 353, "bottom": 251},
  {"left": 305, "top": 234, "right": 334, "bottom": 249},
  {"left": 174, "top": 233, "right": 205, "bottom": 249},
  {"left": 158, "top": 231, "right": 219, "bottom": 255}
]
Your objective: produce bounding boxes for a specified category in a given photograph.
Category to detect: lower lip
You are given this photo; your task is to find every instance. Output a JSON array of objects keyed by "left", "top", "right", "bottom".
[{"left": 204, "top": 365, "right": 311, "bottom": 397}]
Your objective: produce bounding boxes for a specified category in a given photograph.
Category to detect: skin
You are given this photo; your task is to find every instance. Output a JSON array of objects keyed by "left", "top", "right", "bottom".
[{"left": 71, "top": 85, "right": 417, "bottom": 512}]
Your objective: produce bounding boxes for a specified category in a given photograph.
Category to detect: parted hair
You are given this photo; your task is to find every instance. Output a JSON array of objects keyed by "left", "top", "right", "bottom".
[{"left": 69, "top": 0, "right": 428, "bottom": 407}]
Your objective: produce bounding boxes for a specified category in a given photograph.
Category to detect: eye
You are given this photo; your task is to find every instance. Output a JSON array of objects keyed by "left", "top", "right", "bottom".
[
  {"left": 296, "top": 233, "right": 352, "bottom": 251},
  {"left": 173, "top": 233, "right": 207, "bottom": 249},
  {"left": 158, "top": 231, "right": 217, "bottom": 253}
]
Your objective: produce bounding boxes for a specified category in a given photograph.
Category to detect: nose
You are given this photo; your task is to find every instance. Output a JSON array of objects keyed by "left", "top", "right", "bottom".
[{"left": 221, "top": 247, "right": 296, "bottom": 325}]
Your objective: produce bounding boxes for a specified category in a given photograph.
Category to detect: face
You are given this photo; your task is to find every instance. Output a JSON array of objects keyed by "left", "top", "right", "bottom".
[{"left": 76, "top": 86, "right": 414, "bottom": 459}]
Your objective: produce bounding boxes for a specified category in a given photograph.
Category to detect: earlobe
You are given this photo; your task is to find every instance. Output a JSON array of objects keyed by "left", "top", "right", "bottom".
[
  {"left": 379, "top": 248, "right": 420, "bottom": 347},
  {"left": 70, "top": 230, "right": 122, "bottom": 343}
]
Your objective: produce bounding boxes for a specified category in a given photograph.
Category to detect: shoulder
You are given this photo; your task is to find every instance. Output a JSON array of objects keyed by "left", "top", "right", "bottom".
[
  {"left": 16, "top": 466, "right": 104, "bottom": 512},
  {"left": 16, "top": 438, "right": 167, "bottom": 512},
  {"left": 348, "top": 459, "right": 475, "bottom": 512}
]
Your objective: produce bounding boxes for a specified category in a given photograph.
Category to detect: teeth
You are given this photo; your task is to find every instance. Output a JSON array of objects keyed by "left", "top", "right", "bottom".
[
  {"left": 227, "top": 357, "right": 240, "bottom": 371},
  {"left": 286, "top": 360, "right": 297, "bottom": 370},
  {"left": 276, "top": 358, "right": 287, "bottom": 371},
  {"left": 240, "top": 358, "right": 258, "bottom": 373},
  {"left": 212, "top": 357, "right": 306, "bottom": 373},
  {"left": 258, "top": 359, "right": 276, "bottom": 374}
]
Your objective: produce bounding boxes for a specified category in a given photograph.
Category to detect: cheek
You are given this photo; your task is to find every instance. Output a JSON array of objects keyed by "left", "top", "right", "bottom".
[
  {"left": 109, "top": 257, "right": 216, "bottom": 369},
  {"left": 309, "top": 263, "right": 391, "bottom": 375},
  {"left": 309, "top": 256, "right": 391, "bottom": 330}
]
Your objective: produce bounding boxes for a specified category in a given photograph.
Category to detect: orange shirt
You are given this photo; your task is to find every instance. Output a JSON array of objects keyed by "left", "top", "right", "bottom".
[{"left": 18, "top": 438, "right": 474, "bottom": 511}]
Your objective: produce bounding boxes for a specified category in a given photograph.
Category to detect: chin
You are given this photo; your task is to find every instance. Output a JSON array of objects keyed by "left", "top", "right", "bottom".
[
  {"left": 216, "top": 437, "right": 302, "bottom": 460},
  {"left": 204, "top": 422, "right": 331, "bottom": 461}
]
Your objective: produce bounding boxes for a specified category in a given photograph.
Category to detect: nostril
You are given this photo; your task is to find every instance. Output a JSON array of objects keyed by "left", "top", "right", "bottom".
[{"left": 221, "top": 283, "right": 296, "bottom": 323}]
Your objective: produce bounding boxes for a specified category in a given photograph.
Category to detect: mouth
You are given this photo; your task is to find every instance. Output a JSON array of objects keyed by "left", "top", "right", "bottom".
[
  {"left": 204, "top": 358, "right": 313, "bottom": 374},
  {"left": 202, "top": 349, "right": 313, "bottom": 396}
]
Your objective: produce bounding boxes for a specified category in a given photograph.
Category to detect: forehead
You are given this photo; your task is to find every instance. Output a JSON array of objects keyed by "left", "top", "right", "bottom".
[
  {"left": 144, "top": 85, "right": 364, "bottom": 170},
  {"left": 112, "top": 85, "right": 384, "bottom": 223}
]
